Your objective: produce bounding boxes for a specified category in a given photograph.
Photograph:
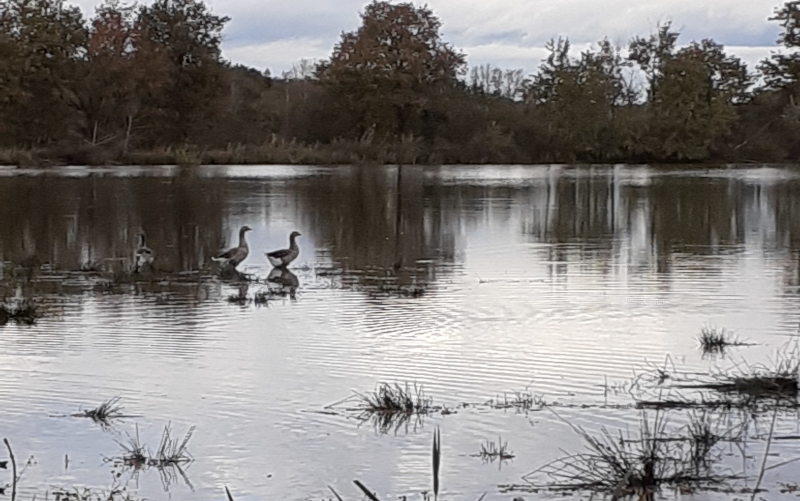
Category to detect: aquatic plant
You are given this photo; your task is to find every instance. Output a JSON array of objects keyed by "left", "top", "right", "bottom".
[
  {"left": 116, "top": 425, "right": 147, "bottom": 468},
  {"left": 474, "top": 437, "right": 515, "bottom": 463},
  {"left": 523, "top": 410, "right": 725, "bottom": 496},
  {"left": 0, "top": 298, "right": 39, "bottom": 326},
  {"left": 225, "top": 292, "right": 250, "bottom": 305},
  {"left": 356, "top": 383, "right": 433, "bottom": 415},
  {"left": 487, "top": 390, "right": 543, "bottom": 412},
  {"left": 49, "top": 486, "right": 140, "bottom": 501},
  {"left": 433, "top": 426, "right": 440, "bottom": 501},
  {"left": 698, "top": 326, "right": 747, "bottom": 357},
  {"left": 345, "top": 426, "right": 443, "bottom": 501},
  {"left": 73, "top": 397, "right": 126, "bottom": 426},
  {"left": 634, "top": 346, "right": 800, "bottom": 410},
  {"left": 153, "top": 423, "right": 195, "bottom": 466}
]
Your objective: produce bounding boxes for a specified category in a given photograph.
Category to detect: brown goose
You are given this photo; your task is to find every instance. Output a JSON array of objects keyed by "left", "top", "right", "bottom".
[
  {"left": 266, "top": 231, "right": 301, "bottom": 268},
  {"left": 133, "top": 233, "right": 154, "bottom": 273},
  {"left": 213, "top": 225, "right": 252, "bottom": 269}
]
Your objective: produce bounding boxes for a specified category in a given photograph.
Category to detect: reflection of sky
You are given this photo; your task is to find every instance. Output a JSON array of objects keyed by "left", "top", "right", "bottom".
[{"left": 2, "top": 165, "right": 800, "bottom": 499}]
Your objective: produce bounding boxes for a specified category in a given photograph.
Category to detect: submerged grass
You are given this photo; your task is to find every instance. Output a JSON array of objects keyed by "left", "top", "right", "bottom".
[
  {"left": 73, "top": 397, "right": 126, "bottom": 427},
  {"left": 475, "top": 437, "right": 515, "bottom": 463},
  {"left": 49, "top": 486, "right": 140, "bottom": 501},
  {"left": 523, "top": 410, "right": 726, "bottom": 496},
  {"left": 487, "top": 390, "right": 543, "bottom": 412},
  {"left": 635, "top": 346, "right": 800, "bottom": 410}
]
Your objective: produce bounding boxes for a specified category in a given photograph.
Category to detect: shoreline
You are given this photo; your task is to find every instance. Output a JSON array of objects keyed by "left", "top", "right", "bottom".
[{"left": 0, "top": 149, "right": 784, "bottom": 168}]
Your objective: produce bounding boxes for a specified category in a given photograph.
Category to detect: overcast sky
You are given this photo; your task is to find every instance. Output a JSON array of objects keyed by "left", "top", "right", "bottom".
[{"left": 68, "top": 0, "right": 784, "bottom": 76}]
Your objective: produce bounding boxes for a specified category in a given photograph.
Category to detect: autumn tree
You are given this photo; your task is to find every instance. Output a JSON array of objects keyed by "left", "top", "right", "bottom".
[
  {"left": 76, "top": 1, "right": 172, "bottom": 153},
  {"left": 644, "top": 41, "right": 745, "bottom": 160},
  {"left": 135, "top": 0, "right": 230, "bottom": 145},
  {"left": 628, "top": 22, "right": 680, "bottom": 102},
  {"left": 0, "top": 0, "right": 86, "bottom": 146},
  {"left": 526, "top": 38, "right": 630, "bottom": 160},
  {"left": 317, "top": 1, "right": 466, "bottom": 140},
  {"left": 760, "top": 1, "right": 800, "bottom": 95},
  {"left": 679, "top": 40, "right": 751, "bottom": 104}
]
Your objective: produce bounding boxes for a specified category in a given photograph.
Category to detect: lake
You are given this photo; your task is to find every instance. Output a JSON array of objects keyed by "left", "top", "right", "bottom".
[{"left": 2, "top": 164, "right": 800, "bottom": 500}]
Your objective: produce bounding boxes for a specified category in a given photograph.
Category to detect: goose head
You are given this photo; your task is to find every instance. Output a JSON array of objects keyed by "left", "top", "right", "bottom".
[
  {"left": 241, "top": 225, "right": 253, "bottom": 233},
  {"left": 290, "top": 231, "right": 302, "bottom": 238}
]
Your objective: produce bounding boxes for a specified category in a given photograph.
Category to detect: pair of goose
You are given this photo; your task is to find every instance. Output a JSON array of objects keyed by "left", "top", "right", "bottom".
[
  {"left": 212, "top": 226, "right": 301, "bottom": 270},
  {"left": 132, "top": 227, "right": 301, "bottom": 273}
]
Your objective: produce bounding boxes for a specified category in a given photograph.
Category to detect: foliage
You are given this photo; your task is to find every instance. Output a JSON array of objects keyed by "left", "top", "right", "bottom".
[
  {"left": 317, "top": 1, "right": 465, "bottom": 139},
  {"left": 1, "top": 0, "right": 800, "bottom": 163}
]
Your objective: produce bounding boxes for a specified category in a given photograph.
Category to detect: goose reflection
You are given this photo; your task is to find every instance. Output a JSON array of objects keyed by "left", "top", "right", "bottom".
[{"left": 267, "top": 267, "right": 299, "bottom": 300}]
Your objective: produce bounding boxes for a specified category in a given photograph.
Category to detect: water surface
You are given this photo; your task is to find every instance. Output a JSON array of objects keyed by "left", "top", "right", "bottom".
[{"left": 2, "top": 164, "right": 800, "bottom": 500}]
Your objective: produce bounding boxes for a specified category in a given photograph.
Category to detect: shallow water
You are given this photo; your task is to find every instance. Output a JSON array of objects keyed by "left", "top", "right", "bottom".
[{"left": 2, "top": 164, "right": 800, "bottom": 500}]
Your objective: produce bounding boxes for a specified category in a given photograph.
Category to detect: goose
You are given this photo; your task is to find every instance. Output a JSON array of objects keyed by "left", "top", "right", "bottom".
[
  {"left": 133, "top": 233, "right": 154, "bottom": 273},
  {"left": 213, "top": 225, "right": 252, "bottom": 269},
  {"left": 266, "top": 231, "right": 301, "bottom": 268}
]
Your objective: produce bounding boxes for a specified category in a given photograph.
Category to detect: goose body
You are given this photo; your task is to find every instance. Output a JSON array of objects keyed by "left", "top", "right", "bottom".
[
  {"left": 266, "top": 231, "right": 301, "bottom": 268},
  {"left": 213, "top": 226, "right": 252, "bottom": 269},
  {"left": 133, "top": 233, "right": 154, "bottom": 273}
]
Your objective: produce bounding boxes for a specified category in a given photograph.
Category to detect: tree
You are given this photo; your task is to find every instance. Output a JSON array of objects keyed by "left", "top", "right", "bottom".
[
  {"left": 468, "top": 64, "right": 528, "bottom": 100},
  {"left": 526, "top": 38, "right": 629, "bottom": 160},
  {"left": 628, "top": 22, "right": 680, "bottom": 102},
  {"left": 77, "top": 1, "right": 169, "bottom": 152},
  {"left": 0, "top": 0, "right": 87, "bottom": 146},
  {"left": 648, "top": 44, "right": 739, "bottom": 160},
  {"left": 678, "top": 39, "right": 751, "bottom": 104},
  {"left": 135, "top": 0, "right": 230, "bottom": 145},
  {"left": 317, "top": 1, "right": 465, "bottom": 139},
  {"left": 760, "top": 1, "right": 800, "bottom": 95}
]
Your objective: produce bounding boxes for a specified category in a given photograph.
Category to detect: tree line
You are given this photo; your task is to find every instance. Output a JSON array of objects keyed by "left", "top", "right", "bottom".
[{"left": 1, "top": 0, "right": 799, "bottom": 164}]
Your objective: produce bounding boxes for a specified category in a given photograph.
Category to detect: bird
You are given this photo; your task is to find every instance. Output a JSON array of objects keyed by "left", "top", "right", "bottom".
[
  {"left": 132, "top": 233, "right": 154, "bottom": 273},
  {"left": 212, "top": 225, "right": 253, "bottom": 269},
  {"left": 265, "top": 231, "right": 301, "bottom": 268}
]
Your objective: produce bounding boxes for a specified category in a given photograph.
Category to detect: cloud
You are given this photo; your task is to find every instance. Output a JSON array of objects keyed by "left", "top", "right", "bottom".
[
  {"left": 224, "top": 37, "right": 331, "bottom": 74},
  {"left": 67, "top": 0, "right": 783, "bottom": 74}
]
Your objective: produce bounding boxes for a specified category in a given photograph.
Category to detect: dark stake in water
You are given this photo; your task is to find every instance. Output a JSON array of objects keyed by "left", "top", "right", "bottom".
[{"left": 3, "top": 164, "right": 800, "bottom": 500}]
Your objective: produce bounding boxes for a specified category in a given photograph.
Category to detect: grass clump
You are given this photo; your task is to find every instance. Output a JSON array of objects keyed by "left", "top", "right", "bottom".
[
  {"left": 488, "top": 390, "right": 543, "bottom": 412},
  {"left": 225, "top": 292, "right": 250, "bottom": 305},
  {"left": 49, "top": 486, "right": 139, "bottom": 501},
  {"left": 523, "top": 411, "right": 724, "bottom": 496},
  {"left": 116, "top": 425, "right": 147, "bottom": 468},
  {"left": 356, "top": 383, "right": 433, "bottom": 433},
  {"left": 358, "top": 383, "right": 432, "bottom": 415},
  {"left": 0, "top": 298, "right": 39, "bottom": 326},
  {"left": 115, "top": 423, "right": 194, "bottom": 468},
  {"left": 153, "top": 423, "right": 195, "bottom": 466},
  {"left": 73, "top": 397, "right": 126, "bottom": 427},
  {"left": 698, "top": 327, "right": 747, "bottom": 357},
  {"left": 474, "top": 437, "right": 515, "bottom": 464},
  {"left": 327, "top": 382, "right": 435, "bottom": 434},
  {"left": 253, "top": 291, "right": 271, "bottom": 305}
]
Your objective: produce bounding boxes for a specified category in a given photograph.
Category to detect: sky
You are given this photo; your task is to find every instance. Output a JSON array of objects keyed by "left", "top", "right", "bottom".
[{"left": 68, "top": 0, "right": 786, "bottom": 76}]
